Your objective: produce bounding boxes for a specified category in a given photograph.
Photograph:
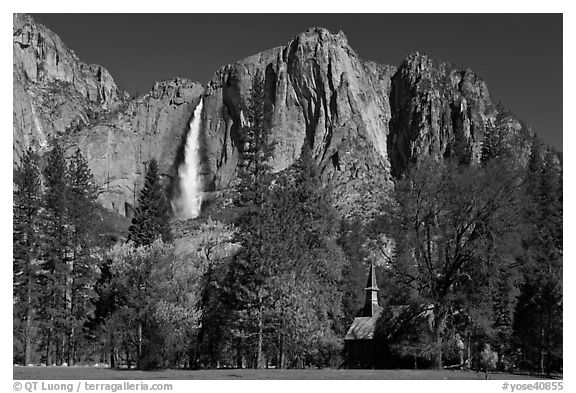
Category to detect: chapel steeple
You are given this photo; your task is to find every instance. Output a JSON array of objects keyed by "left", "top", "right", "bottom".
[{"left": 362, "top": 261, "right": 379, "bottom": 317}]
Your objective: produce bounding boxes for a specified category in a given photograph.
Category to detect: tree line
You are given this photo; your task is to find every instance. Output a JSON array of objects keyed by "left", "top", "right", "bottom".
[
  {"left": 13, "top": 72, "right": 562, "bottom": 374},
  {"left": 365, "top": 107, "right": 562, "bottom": 374},
  {"left": 14, "top": 144, "right": 100, "bottom": 366}
]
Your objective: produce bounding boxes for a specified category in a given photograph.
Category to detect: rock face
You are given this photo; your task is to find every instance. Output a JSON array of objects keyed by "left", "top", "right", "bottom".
[
  {"left": 388, "top": 53, "right": 494, "bottom": 176},
  {"left": 13, "top": 16, "right": 542, "bottom": 219},
  {"left": 13, "top": 14, "right": 129, "bottom": 163},
  {"left": 202, "top": 28, "right": 397, "bottom": 214},
  {"left": 73, "top": 79, "right": 203, "bottom": 216},
  {"left": 13, "top": 14, "right": 203, "bottom": 217}
]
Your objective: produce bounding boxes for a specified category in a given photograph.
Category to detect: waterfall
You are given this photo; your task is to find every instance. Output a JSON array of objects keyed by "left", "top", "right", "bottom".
[{"left": 173, "top": 99, "right": 204, "bottom": 219}]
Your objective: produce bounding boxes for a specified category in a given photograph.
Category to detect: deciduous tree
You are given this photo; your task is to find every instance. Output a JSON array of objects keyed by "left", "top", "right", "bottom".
[{"left": 370, "top": 158, "right": 524, "bottom": 368}]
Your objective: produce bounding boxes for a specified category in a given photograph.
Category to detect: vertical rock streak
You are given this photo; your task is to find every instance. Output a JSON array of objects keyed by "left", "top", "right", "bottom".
[{"left": 174, "top": 99, "right": 204, "bottom": 219}]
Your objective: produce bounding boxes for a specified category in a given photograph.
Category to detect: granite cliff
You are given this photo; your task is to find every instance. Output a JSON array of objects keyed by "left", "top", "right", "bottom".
[
  {"left": 13, "top": 15, "right": 540, "bottom": 219},
  {"left": 201, "top": 28, "right": 396, "bottom": 215},
  {"left": 13, "top": 14, "right": 203, "bottom": 216},
  {"left": 72, "top": 79, "right": 203, "bottom": 217},
  {"left": 13, "top": 14, "right": 128, "bottom": 164},
  {"left": 388, "top": 53, "right": 533, "bottom": 176}
]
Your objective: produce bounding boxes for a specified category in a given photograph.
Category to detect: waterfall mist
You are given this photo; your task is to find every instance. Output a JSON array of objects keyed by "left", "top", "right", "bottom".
[{"left": 173, "top": 99, "right": 204, "bottom": 219}]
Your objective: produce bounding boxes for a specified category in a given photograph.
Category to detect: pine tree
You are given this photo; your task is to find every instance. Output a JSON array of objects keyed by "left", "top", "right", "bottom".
[
  {"left": 39, "top": 141, "right": 71, "bottom": 366},
  {"left": 226, "top": 70, "right": 275, "bottom": 368},
  {"left": 13, "top": 147, "right": 43, "bottom": 365},
  {"left": 481, "top": 105, "right": 511, "bottom": 165},
  {"left": 128, "top": 158, "right": 172, "bottom": 247},
  {"left": 225, "top": 144, "right": 346, "bottom": 368},
  {"left": 481, "top": 120, "right": 505, "bottom": 165},
  {"left": 264, "top": 146, "right": 345, "bottom": 367},
  {"left": 67, "top": 149, "right": 99, "bottom": 247},
  {"left": 491, "top": 264, "right": 519, "bottom": 369},
  {"left": 513, "top": 136, "right": 563, "bottom": 375},
  {"left": 234, "top": 69, "right": 275, "bottom": 208},
  {"left": 194, "top": 219, "right": 236, "bottom": 369},
  {"left": 337, "top": 218, "right": 372, "bottom": 333},
  {"left": 526, "top": 135, "right": 545, "bottom": 192},
  {"left": 64, "top": 148, "right": 101, "bottom": 365}
]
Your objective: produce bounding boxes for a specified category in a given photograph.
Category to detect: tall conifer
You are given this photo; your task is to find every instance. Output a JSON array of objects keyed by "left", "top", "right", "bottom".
[
  {"left": 226, "top": 70, "right": 275, "bottom": 368},
  {"left": 128, "top": 158, "right": 172, "bottom": 247},
  {"left": 65, "top": 148, "right": 101, "bottom": 365},
  {"left": 13, "top": 147, "right": 43, "bottom": 365},
  {"left": 39, "top": 141, "right": 70, "bottom": 365},
  {"left": 513, "top": 137, "right": 563, "bottom": 374}
]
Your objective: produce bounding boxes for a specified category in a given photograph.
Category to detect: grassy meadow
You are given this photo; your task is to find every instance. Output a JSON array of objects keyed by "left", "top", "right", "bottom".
[{"left": 13, "top": 366, "right": 549, "bottom": 380}]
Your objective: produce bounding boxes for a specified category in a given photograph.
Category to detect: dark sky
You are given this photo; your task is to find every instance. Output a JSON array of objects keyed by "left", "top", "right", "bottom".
[{"left": 31, "top": 13, "right": 563, "bottom": 150}]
